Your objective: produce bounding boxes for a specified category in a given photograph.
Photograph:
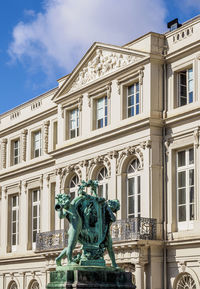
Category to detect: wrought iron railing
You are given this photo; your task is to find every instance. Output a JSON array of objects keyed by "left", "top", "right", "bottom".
[
  {"left": 110, "top": 217, "right": 157, "bottom": 241},
  {"left": 36, "top": 218, "right": 157, "bottom": 252},
  {"left": 35, "top": 229, "right": 68, "bottom": 252}
]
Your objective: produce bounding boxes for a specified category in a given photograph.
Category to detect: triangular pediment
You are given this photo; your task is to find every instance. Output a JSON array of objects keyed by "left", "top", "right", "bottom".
[{"left": 53, "top": 43, "right": 148, "bottom": 101}]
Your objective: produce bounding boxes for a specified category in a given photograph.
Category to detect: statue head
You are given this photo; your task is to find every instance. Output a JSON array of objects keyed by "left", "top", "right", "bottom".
[
  {"left": 107, "top": 200, "right": 120, "bottom": 213},
  {"left": 55, "top": 194, "right": 71, "bottom": 211}
]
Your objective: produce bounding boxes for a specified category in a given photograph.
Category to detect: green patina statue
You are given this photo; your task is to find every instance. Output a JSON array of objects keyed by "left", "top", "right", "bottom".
[{"left": 55, "top": 180, "right": 120, "bottom": 268}]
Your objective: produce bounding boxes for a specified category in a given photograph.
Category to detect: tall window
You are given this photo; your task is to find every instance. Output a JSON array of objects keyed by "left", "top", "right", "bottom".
[
  {"left": 69, "top": 108, "right": 79, "bottom": 139},
  {"left": 32, "top": 190, "right": 40, "bottom": 245},
  {"left": 127, "top": 159, "right": 141, "bottom": 218},
  {"left": 127, "top": 82, "right": 140, "bottom": 117},
  {"left": 69, "top": 174, "right": 79, "bottom": 200},
  {"left": 177, "top": 148, "right": 195, "bottom": 230},
  {"left": 97, "top": 167, "right": 108, "bottom": 199},
  {"left": 96, "top": 96, "right": 107, "bottom": 129},
  {"left": 13, "top": 139, "right": 20, "bottom": 165},
  {"left": 33, "top": 131, "right": 42, "bottom": 158},
  {"left": 11, "top": 195, "right": 19, "bottom": 251},
  {"left": 178, "top": 68, "right": 193, "bottom": 106}
]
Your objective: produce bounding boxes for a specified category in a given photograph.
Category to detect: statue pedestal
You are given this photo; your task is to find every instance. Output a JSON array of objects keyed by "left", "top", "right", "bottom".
[{"left": 47, "top": 266, "right": 135, "bottom": 289}]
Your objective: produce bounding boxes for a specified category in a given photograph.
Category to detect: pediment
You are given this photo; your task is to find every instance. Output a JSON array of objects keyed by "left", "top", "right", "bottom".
[{"left": 53, "top": 43, "right": 147, "bottom": 101}]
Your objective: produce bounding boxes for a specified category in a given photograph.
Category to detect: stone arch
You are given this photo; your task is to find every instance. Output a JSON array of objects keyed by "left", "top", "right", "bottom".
[
  {"left": 173, "top": 270, "right": 200, "bottom": 289},
  {"left": 7, "top": 280, "right": 18, "bottom": 289},
  {"left": 61, "top": 164, "right": 82, "bottom": 193},
  {"left": 117, "top": 146, "right": 143, "bottom": 175},
  {"left": 28, "top": 278, "right": 41, "bottom": 289},
  {"left": 88, "top": 156, "right": 111, "bottom": 180}
]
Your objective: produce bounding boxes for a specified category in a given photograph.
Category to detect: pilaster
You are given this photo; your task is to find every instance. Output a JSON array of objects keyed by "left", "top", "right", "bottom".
[{"left": 21, "top": 129, "right": 28, "bottom": 162}]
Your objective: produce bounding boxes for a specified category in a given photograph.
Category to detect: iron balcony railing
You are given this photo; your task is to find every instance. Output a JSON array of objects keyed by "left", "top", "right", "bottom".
[{"left": 36, "top": 217, "right": 157, "bottom": 252}]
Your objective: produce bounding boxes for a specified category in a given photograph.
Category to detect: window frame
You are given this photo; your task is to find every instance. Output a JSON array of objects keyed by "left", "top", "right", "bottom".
[
  {"left": 11, "top": 138, "right": 20, "bottom": 166},
  {"left": 127, "top": 159, "right": 141, "bottom": 219},
  {"left": 64, "top": 104, "right": 81, "bottom": 141},
  {"left": 177, "top": 67, "right": 193, "bottom": 107},
  {"left": 32, "top": 189, "right": 40, "bottom": 248},
  {"left": 176, "top": 147, "right": 195, "bottom": 230},
  {"left": 97, "top": 167, "right": 108, "bottom": 200},
  {"left": 11, "top": 194, "right": 19, "bottom": 251},
  {"left": 69, "top": 108, "right": 80, "bottom": 139},
  {"left": 95, "top": 95, "right": 108, "bottom": 129},
  {"left": 32, "top": 130, "right": 42, "bottom": 158}
]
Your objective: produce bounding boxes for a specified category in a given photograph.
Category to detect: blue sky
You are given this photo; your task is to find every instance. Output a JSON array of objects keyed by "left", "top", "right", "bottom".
[{"left": 0, "top": 0, "right": 200, "bottom": 115}]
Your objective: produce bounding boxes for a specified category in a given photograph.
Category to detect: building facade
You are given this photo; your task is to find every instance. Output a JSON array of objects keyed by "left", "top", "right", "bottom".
[{"left": 0, "top": 15, "right": 200, "bottom": 289}]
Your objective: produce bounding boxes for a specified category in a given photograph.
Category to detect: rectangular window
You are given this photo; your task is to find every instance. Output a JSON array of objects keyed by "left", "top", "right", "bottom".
[
  {"left": 32, "top": 189, "right": 40, "bottom": 244},
  {"left": 177, "top": 148, "right": 194, "bottom": 230},
  {"left": 13, "top": 139, "right": 20, "bottom": 165},
  {"left": 178, "top": 68, "right": 193, "bottom": 106},
  {"left": 127, "top": 82, "right": 140, "bottom": 117},
  {"left": 33, "top": 131, "right": 42, "bottom": 158},
  {"left": 96, "top": 96, "right": 107, "bottom": 129},
  {"left": 69, "top": 108, "right": 79, "bottom": 139},
  {"left": 127, "top": 175, "right": 141, "bottom": 218},
  {"left": 11, "top": 195, "right": 19, "bottom": 251}
]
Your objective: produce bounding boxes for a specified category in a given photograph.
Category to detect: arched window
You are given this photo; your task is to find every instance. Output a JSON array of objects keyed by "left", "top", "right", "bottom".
[
  {"left": 29, "top": 280, "right": 39, "bottom": 289},
  {"left": 8, "top": 281, "right": 18, "bottom": 289},
  {"left": 176, "top": 273, "right": 196, "bottom": 289},
  {"left": 127, "top": 158, "right": 141, "bottom": 218},
  {"left": 69, "top": 174, "right": 79, "bottom": 199},
  {"left": 97, "top": 167, "right": 108, "bottom": 199}
]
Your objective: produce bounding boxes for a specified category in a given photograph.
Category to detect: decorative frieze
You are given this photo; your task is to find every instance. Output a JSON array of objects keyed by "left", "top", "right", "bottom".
[{"left": 193, "top": 128, "right": 199, "bottom": 148}]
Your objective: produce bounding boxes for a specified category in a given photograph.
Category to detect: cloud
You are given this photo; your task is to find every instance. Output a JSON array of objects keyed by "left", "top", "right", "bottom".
[{"left": 8, "top": 0, "right": 167, "bottom": 77}]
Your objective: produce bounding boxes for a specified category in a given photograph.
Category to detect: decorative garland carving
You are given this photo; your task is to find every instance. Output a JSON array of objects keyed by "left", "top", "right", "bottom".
[
  {"left": 194, "top": 128, "right": 199, "bottom": 148},
  {"left": 87, "top": 154, "right": 112, "bottom": 180},
  {"left": 70, "top": 49, "right": 141, "bottom": 92},
  {"left": 21, "top": 129, "right": 28, "bottom": 161},
  {"left": 43, "top": 120, "right": 50, "bottom": 154},
  {"left": 60, "top": 164, "right": 83, "bottom": 190},
  {"left": 1, "top": 138, "right": 7, "bottom": 169}
]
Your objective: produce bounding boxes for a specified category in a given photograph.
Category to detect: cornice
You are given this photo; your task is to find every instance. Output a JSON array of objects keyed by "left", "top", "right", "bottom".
[
  {"left": 165, "top": 40, "right": 200, "bottom": 61},
  {"left": 0, "top": 157, "right": 55, "bottom": 181},
  {"left": 50, "top": 116, "right": 163, "bottom": 158},
  {"left": 0, "top": 106, "right": 57, "bottom": 137},
  {"left": 164, "top": 105, "right": 200, "bottom": 126}
]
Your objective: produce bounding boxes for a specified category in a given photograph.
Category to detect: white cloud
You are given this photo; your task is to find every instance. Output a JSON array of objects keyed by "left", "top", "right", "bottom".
[{"left": 8, "top": 0, "right": 167, "bottom": 77}]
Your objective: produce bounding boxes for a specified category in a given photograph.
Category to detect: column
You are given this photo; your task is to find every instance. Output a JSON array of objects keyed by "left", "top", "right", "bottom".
[
  {"left": 57, "top": 104, "right": 65, "bottom": 146},
  {"left": 1, "top": 138, "right": 7, "bottom": 169},
  {"left": 135, "top": 263, "right": 144, "bottom": 289},
  {"left": 19, "top": 181, "right": 28, "bottom": 252},
  {"left": 41, "top": 174, "right": 50, "bottom": 232},
  {"left": 21, "top": 129, "right": 28, "bottom": 162},
  {"left": 43, "top": 120, "right": 50, "bottom": 154},
  {"left": 0, "top": 187, "right": 7, "bottom": 255}
]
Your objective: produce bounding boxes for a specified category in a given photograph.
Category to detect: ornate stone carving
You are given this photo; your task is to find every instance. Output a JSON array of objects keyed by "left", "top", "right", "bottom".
[
  {"left": 78, "top": 96, "right": 83, "bottom": 111},
  {"left": 30, "top": 280, "right": 39, "bottom": 289},
  {"left": 70, "top": 49, "right": 140, "bottom": 92},
  {"left": 1, "top": 138, "right": 7, "bottom": 169},
  {"left": 43, "top": 120, "right": 50, "bottom": 154},
  {"left": 21, "top": 129, "right": 28, "bottom": 161},
  {"left": 116, "top": 146, "right": 144, "bottom": 174},
  {"left": 87, "top": 154, "right": 112, "bottom": 180},
  {"left": 194, "top": 128, "right": 199, "bottom": 148},
  {"left": 9, "top": 281, "right": 18, "bottom": 289},
  {"left": 139, "top": 67, "right": 144, "bottom": 85},
  {"left": 164, "top": 138, "right": 172, "bottom": 156}
]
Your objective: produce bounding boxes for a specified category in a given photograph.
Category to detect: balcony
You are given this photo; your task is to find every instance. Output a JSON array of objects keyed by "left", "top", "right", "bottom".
[{"left": 36, "top": 217, "right": 157, "bottom": 252}]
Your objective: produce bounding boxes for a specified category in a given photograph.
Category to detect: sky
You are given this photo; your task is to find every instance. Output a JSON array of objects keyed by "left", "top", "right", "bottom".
[{"left": 0, "top": 0, "right": 200, "bottom": 115}]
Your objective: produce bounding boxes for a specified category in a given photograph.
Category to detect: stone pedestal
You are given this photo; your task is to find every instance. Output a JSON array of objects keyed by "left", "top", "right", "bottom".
[{"left": 47, "top": 266, "right": 135, "bottom": 289}]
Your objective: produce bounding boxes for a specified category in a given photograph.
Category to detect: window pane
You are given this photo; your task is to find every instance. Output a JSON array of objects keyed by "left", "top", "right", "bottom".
[
  {"left": 137, "top": 176, "right": 141, "bottom": 194},
  {"left": 12, "top": 222, "right": 16, "bottom": 233},
  {"left": 178, "top": 188, "right": 186, "bottom": 204},
  {"left": 70, "top": 129, "right": 75, "bottom": 139},
  {"left": 128, "top": 196, "right": 135, "bottom": 215},
  {"left": 180, "top": 72, "right": 186, "bottom": 85},
  {"left": 190, "top": 204, "right": 195, "bottom": 220},
  {"left": 12, "top": 234, "right": 16, "bottom": 245},
  {"left": 33, "top": 231, "right": 37, "bottom": 243},
  {"left": 136, "top": 105, "right": 139, "bottom": 115},
  {"left": 178, "top": 171, "right": 186, "bottom": 188},
  {"left": 178, "top": 151, "right": 185, "bottom": 167},
  {"left": 12, "top": 210, "right": 16, "bottom": 221},
  {"left": 189, "top": 148, "right": 194, "bottom": 164},
  {"left": 189, "top": 169, "right": 194, "bottom": 186},
  {"left": 179, "top": 206, "right": 186, "bottom": 222},
  {"left": 190, "top": 186, "right": 194, "bottom": 203},
  {"left": 180, "top": 85, "right": 186, "bottom": 97},
  {"left": 136, "top": 82, "right": 139, "bottom": 92},
  {"left": 136, "top": 93, "right": 139, "bottom": 104},
  {"left": 188, "top": 68, "right": 193, "bottom": 80},
  {"left": 188, "top": 79, "right": 193, "bottom": 92},
  {"left": 189, "top": 91, "right": 193, "bottom": 103},
  {"left": 97, "top": 107, "right": 104, "bottom": 119},
  {"left": 13, "top": 196, "right": 17, "bottom": 207},
  {"left": 98, "top": 119, "right": 103, "bottom": 128},
  {"left": 180, "top": 97, "right": 187, "bottom": 106},
  {"left": 128, "top": 85, "right": 134, "bottom": 95},
  {"left": 33, "top": 206, "right": 37, "bottom": 217},
  {"left": 33, "top": 191, "right": 38, "bottom": 202},
  {"left": 128, "top": 178, "right": 135, "bottom": 196},
  {"left": 33, "top": 218, "right": 38, "bottom": 230},
  {"left": 98, "top": 185, "right": 103, "bottom": 198}
]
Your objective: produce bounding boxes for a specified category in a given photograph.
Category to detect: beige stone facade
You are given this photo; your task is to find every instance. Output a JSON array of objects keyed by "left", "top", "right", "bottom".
[{"left": 1, "top": 15, "right": 200, "bottom": 289}]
